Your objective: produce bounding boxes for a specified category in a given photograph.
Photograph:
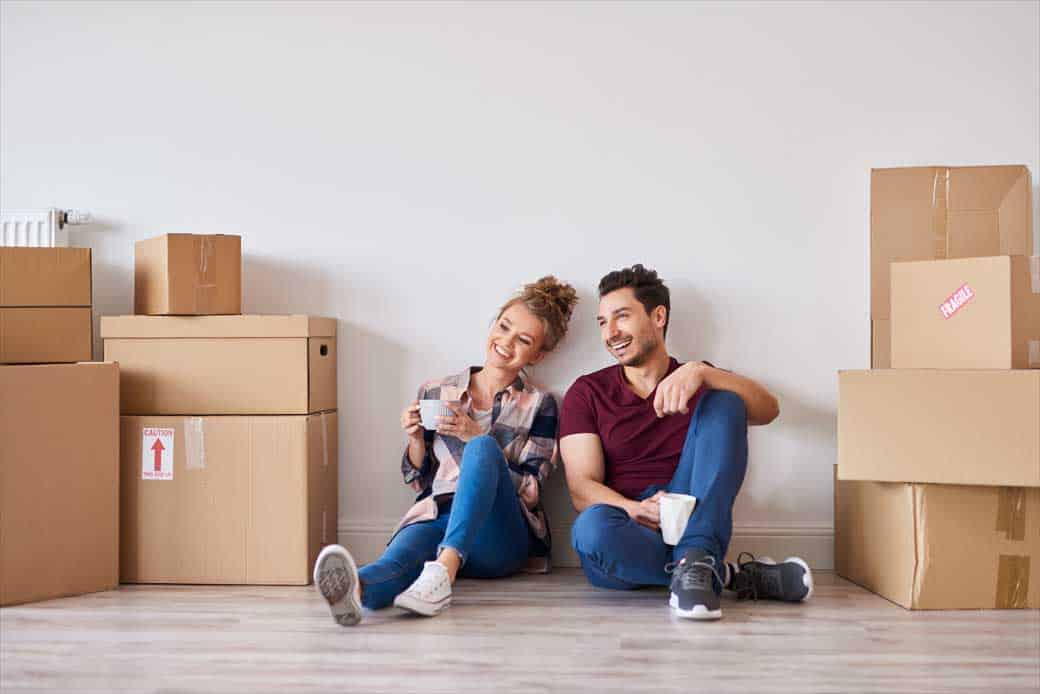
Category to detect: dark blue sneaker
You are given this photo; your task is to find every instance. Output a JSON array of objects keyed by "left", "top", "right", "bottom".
[
  {"left": 730, "top": 552, "right": 813, "bottom": 602},
  {"left": 667, "top": 548, "right": 724, "bottom": 620}
]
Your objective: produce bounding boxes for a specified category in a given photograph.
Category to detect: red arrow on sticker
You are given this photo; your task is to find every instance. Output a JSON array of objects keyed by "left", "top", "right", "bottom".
[{"left": 151, "top": 438, "right": 165, "bottom": 473}]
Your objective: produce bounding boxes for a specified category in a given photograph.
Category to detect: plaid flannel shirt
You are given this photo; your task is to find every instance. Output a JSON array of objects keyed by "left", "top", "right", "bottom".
[{"left": 398, "top": 367, "right": 559, "bottom": 548}]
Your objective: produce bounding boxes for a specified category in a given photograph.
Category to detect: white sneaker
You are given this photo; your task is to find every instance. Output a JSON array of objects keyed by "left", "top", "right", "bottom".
[
  {"left": 313, "top": 544, "right": 363, "bottom": 626},
  {"left": 393, "top": 561, "right": 452, "bottom": 617}
]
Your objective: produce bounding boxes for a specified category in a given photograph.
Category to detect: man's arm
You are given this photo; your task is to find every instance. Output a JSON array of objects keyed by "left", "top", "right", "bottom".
[
  {"left": 561, "top": 433, "right": 661, "bottom": 529},
  {"left": 654, "top": 362, "right": 779, "bottom": 426}
]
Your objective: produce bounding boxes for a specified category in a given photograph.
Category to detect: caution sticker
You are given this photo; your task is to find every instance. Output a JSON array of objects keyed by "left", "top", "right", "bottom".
[
  {"left": 939, "top": 282, "right": 975, "bottom": 320},
  {"left": 142, "top": 427, "right": 174, "bottom": 480}
]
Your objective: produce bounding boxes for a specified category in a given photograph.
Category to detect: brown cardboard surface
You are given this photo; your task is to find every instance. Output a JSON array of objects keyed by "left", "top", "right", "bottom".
[
  {"left": 134, "top": 234, "right": 241, "bottom": 315},
  {"left": 101, "top": 314, "right": 336, "bottom": 339},
  {"left": 835, "top": 470, "right": 1039, "bottom": 609},
  {"left": 101, "top": 315, "right": 337, "bottom": 415},
  {"left": 838, "top": 370, "right": 1039, "bottom": 487},
  {"left": 892, "top": 256, "right": 1039, "bottom": 369},
  {"left": 1, "top": 307, "right": 92, "bottom": 363},
  {"left": 870, "top": 165, "right": 1032, "bottom": 320},
  {"left": 0, "top": 362, "right": 119, "bottom": 606},
  {"left": 0, "top": 247, "right": 91, "bottom": 307},
  {"left": 871, "top": 319, "right": 890, "bottom": 369},
  {"left": 119, "top": 412, "right": 337, "bottom": 585}
]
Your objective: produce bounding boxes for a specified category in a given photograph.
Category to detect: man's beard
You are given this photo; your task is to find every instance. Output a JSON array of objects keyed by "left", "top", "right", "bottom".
[{"left": 615, "top": 334, "right": 659, "bottom": 367}]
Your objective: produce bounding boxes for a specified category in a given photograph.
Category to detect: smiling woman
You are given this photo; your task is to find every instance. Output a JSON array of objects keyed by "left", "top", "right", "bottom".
[{"left": 313, "top": 276, "right": 578, "bottom": 626}]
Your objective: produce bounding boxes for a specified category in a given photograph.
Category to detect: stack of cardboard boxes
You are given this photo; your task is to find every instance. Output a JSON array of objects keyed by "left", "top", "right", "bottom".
[
  {"left": 102, "top": 234, "right": 339, "bottom": 585},
  {"left": 836, "top": 165, "right": 1039, "bottom": 609},
  {"left": 1, "top": 248, "right": 120, "bottom": 606}
]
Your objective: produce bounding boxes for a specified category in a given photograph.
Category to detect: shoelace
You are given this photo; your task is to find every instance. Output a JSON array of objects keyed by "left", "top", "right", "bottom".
[
  {"left": 665, "top": 555, "right": 723, "bottom": 593},
  {"left": 733, "top": 551, "right": 783, "bottom": 601}
]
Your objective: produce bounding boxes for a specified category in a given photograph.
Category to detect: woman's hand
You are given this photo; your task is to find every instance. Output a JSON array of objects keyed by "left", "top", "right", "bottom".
[
  {"left": 436, "top": 403, "right": 483, "bottom": 442},
  {"left": 400, "top": 400, "right": 424, "bottom": 441}
]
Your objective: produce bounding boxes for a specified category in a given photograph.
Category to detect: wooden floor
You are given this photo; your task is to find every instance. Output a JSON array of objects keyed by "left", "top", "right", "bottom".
[{"left": 1, "top": 570, "right": 1037, "bottom": 693}]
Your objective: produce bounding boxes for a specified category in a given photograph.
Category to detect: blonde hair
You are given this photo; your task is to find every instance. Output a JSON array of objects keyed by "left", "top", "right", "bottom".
[{"left": 497, "top": 276, "right": 578, "bottom": 352}]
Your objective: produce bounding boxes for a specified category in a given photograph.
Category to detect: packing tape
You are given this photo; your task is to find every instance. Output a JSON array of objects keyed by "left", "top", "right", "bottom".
[
  {"left": 1031, "top": 256, "right": 1040, "bottom": 294},
  {"left": 996, "top": 555, "right": 1030, "bottom": 609},
  {"left": 184, "top": 416, "right": 206, "bottom": 470},
  {"left": 193, "top": 236, "right": 218, "bottom": 312},
  {"left": 320, "top": 411, "right": 330, "bottom": 469},
  {"left": 1030, "top": 340, "right": 1040, "bottom": 369},
  {"left": 995, "top": 487, "right": 1026, "bottom": 541},
  {"left": 931, "top": 168, "right": 950, "bottom": 259}
]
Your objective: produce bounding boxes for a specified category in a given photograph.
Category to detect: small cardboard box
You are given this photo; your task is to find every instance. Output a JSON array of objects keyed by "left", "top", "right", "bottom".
[
  {"left": 0, "top": 247, "right": 92, "bottom": 307},
  {"left": 871, "top": 165, "right": 1032, "bottom": 322},
  {"left": 0, "top": 362, "right": 120, "bottom": 606},
  {"left": 1, "top": 307, "right": 93, "bottom": 363},
  {"left": 134, "top": 234, "right": 241, "bottom": 315},
  {"left": 835, "top": 469, "right": 1038, "bottom": 610},
  {"left": 891, "top": 256, "right": 1039, "bottom": 369},
  {"left": 120, "top": 412, "right": 338, "bottom": 585},
  {"left": 101, "top": 315, "right": 337, "bottom": 415},
  {"left": 838, "top": 370, "right": 1039, "bottom": 487},
  {"left": 1, "top": 247, "right": 93, "bottom": 363}
]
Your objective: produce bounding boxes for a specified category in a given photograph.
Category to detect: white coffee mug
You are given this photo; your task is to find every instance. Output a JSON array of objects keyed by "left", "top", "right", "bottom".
[
  {"left": 659, "top": 492, "right": 698, "bottom": 545},
  {"left": 418, "top": 399, "right": 461, "bottom": 431}
]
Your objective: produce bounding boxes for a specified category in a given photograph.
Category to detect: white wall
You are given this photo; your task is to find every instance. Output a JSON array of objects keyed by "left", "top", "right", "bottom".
[{"left": 3, "top": 1, "right": 1038, "bottom": 568}]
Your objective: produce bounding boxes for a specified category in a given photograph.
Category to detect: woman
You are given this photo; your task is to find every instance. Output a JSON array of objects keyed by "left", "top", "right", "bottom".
[{"left": 314, "top": 276, "right": 578, "bottom": 625}]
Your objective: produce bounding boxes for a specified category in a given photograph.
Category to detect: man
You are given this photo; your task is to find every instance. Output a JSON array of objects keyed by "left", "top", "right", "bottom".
[{"left": 561, "top": 264, "right": 812, "bottom": 621}]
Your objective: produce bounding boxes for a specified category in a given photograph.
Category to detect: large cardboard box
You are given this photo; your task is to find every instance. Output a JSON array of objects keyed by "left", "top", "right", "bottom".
[
  {"left": 101, "top": 315, "right": 337, "bottom": 415},
  {"left": 120, "top": 411, "right": 338, "bottom": 584},
  {"left": 1, "top": 307, "right": 93, "bottom": 363},
  {"left": 0, "top": 362, "right": 119, "bottom": 606},
  {"left": 870, "top": 165, "right": 1032, "bottom": 367},
  {"left": 1, "top": 247, "right": 93, "bottom": 363},
  {"left": 835, "top": 470, "right": 1038, "bottom": 609},
  {"left": 0, "top": 247, "right": 92, "bottom": 306},
  {"left": 891, "top": 256, "right": 1039, "bottom": 369},
  {"left": 837, "top": 370, "right": 1039, "bottom": 487},
  {"left": 135, "top": 234, "right": 241, "bottom": 315}
]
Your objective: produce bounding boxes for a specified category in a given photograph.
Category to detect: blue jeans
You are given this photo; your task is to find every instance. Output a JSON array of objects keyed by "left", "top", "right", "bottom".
[
  {"left": 570, "top": 389, "right": 749, "bottom": 589},
  {"left": 359, "top": 435, "right": 537, "bottom": 609}
]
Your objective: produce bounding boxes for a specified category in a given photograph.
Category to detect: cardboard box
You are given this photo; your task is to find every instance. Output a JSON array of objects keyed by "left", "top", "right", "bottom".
[
  {"left": 871, "top": 165, "right": 1032, "bottom": 321},
  {"left": 891, "top": 256, "right": 1039, "bottom": 369},
  {"left": 0, "top": 362, "right": 119, "bottom": 606},
  {"left": 838, "top": 370, "right": 1039, "bottom": 487},
  {"left": 119, "top": 412, "right": 338, "bottom": 584},
  {"left": 835, "top": 470, "right": 1038, "bottom": 609},
  {"left": 871, "top": 319, "right": 890, "bottom": 369},
  {"left": 134, "top": 234, "right": 241, "bottom": 315},
  {"left": 101, "top": 315, "right": 337, "bottom": 415},
  {"left": 0, "top": 247, "right": 92, "bottom": 307},
  {"left": 1, "top": 307, "right": 93, "bottom": 363}
]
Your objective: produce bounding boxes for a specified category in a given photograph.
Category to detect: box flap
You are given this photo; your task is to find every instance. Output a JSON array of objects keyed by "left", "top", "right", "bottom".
[{"left": 101, "top": 314, "right": 336, "bottom": 338}]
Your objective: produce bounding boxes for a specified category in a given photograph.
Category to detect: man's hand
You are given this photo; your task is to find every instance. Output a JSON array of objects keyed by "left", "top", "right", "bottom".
[
  {"left": 628, "top": 491, "right": 664, "bottom": 531},
  {"left": 437, "top": 403, "right": 483, "bottom": 442},
  {"left": 654, "top": 362, "right": 707, "bottom": 418}
]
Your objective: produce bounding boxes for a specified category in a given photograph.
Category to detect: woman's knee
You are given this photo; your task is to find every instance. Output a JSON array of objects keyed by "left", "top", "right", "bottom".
[
  {"left": 571, "top": 504, "right": 627, "bottom": 556},
  {"left": 462, "top": 434, "right": 502, "bottom": 465}
]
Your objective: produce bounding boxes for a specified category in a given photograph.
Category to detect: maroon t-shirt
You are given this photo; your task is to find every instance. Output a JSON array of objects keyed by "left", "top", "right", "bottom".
[{"left": 560, "top": 358, "right": 707, "bottom": 499}]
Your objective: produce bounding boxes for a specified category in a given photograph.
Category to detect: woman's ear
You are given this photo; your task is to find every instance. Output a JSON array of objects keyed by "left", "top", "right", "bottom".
[{"left": 527, "top": 349, "right": 546, "bottom": 366}]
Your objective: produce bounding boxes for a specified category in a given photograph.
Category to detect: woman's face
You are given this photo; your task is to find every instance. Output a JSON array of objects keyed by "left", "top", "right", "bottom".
[{"left": 485, "top": 302, "right": 547, "bottom": 372}]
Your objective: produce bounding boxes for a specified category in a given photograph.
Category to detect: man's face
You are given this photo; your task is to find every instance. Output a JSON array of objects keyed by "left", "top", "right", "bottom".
[{"left": 596, "top": 287, "right": 665, "bottom": 367}]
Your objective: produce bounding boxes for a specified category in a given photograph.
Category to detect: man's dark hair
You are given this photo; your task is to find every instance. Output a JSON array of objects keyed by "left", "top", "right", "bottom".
[{"left": 598, "top": 264, "right": 670, "bottom": 336}]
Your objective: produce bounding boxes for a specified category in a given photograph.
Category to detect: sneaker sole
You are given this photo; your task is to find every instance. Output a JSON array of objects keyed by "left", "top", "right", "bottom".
[
  {"left": 669, "top": 593, "right": 721, "bottom": 620},
  {"left": 313, "top": 545, "right": 363, "bottom": 627},
  {"left": 393, "top": 592, "right": 451, "bottom": 617}
]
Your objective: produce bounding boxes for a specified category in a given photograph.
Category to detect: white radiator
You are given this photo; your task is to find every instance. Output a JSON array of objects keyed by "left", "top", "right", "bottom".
[{"left": 0, "top": 209, "right": 92, "bottom": 247}]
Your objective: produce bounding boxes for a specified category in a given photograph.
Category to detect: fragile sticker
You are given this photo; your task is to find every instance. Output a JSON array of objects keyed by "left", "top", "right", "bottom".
[
  {"left": 939, "top": 282, "right": 975, "bottom": 320},
  {"left": 142, "top": 427, "right": 174, "bottom": 480}
]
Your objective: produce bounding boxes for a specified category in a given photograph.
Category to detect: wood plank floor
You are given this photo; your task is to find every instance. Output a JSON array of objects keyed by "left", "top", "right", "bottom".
[{"left": 1, "top": 570, "right": 1037, "bottom": 693}]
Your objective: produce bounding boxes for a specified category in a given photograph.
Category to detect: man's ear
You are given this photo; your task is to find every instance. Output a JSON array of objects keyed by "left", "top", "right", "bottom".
[{"left": 652, "top": 305, "right": 668, "bottom": 330}]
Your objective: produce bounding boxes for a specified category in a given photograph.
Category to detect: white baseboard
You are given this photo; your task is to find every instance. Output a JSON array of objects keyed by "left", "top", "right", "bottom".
[{"left": 338, "top": 518, "right": 834, "bottom": 570}]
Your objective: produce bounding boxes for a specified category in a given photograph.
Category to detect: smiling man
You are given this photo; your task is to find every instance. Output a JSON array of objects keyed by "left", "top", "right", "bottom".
[{"left": 561, "top": 264, "right": 812, "bottom": 621}]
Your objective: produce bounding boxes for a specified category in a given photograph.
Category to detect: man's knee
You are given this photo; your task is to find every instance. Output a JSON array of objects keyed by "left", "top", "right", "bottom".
[
  {"left": 698, "top": 389, "right": 747, "bottom": 428},
  {"left": 571, "top": 504, "right": 627, "bottom": 556}
]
